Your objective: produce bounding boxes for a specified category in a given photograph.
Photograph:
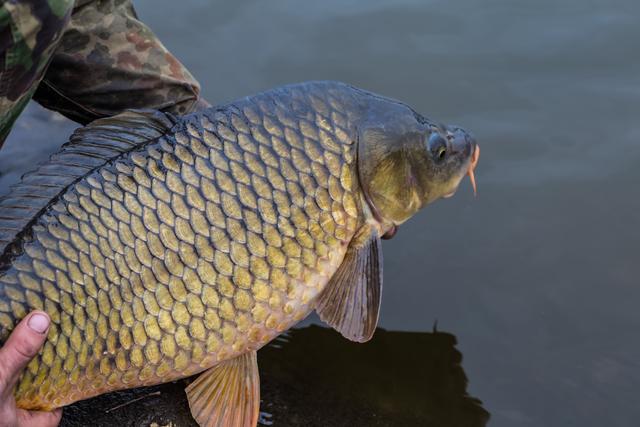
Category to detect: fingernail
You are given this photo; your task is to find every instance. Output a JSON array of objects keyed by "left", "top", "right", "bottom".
[{"left": 27, "top": 313, "right": 50, "bottom": 334}]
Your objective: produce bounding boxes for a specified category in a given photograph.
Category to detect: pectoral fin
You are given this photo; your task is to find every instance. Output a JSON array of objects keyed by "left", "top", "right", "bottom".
[
  {"left": 315, "top": 224, "right": 383, "bottom": 343},
  {"left": 185, "top": 351, "right": 260, "bottom": 427}
]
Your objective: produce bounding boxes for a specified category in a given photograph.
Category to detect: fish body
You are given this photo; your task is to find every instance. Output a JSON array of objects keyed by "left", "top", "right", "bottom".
[{"left": 0, "top": 81, "right": 478, "bottom": 425}]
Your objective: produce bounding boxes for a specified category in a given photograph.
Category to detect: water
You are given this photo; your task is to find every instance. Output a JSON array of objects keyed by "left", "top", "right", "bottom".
[
  {"left": 1, "top": 0, "right": 638, "bottom": 425},
  {"left": 60, "top": 326, "right": 488, "bottom": 427}
]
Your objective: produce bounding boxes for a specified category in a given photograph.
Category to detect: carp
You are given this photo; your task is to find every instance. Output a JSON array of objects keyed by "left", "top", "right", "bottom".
[{"left": 0, "top": 81, "right": 478, "bottom": 426}]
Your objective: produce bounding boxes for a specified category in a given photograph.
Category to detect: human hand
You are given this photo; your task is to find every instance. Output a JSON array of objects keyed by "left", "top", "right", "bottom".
[{"left": 0, "top": 311, "right": 61, "bottom": 427}]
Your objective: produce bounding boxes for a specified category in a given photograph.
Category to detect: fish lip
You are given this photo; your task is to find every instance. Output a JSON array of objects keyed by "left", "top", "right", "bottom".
[
  {"left": 445, "top": 142, "right": 478, "bottom": 199},
  {"left": 467, "top": 144, "right": 480, "bottom": 196},
  {"left": 381, "top": 224, "right": 398, "bottom": 239},
  {"left": 470, "top": 143, "right": 480, "bottom": 169}
]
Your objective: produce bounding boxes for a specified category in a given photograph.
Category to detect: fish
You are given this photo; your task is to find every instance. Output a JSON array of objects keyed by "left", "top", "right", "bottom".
[{"left": 0, "top": 81, "right": 479, "bottom": 427}]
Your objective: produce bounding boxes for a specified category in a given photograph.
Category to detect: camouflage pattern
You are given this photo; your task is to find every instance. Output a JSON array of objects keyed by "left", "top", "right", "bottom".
[
  {"left": 0, "top": 0, "right": 203, "bottom": 148},
  {"left": 0, "top": 0, "right": 74, "bottom": 144}
]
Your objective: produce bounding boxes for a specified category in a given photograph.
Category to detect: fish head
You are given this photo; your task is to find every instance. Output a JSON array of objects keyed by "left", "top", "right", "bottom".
[{"left": 356, "top": 98, "right": 479, "bottom": 236}]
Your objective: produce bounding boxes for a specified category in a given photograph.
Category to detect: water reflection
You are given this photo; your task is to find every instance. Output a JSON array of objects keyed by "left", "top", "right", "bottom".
[
  {"left": 259, "top": 325, "right": 489, "bottom": 426},
  {"left": 61, "top": 325, "right": 488, "bottom": 426}
]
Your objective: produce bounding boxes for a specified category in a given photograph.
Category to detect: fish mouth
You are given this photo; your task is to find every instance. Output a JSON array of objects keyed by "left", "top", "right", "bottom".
[
  {"left": 467, "top": 144, "right": 480, "bottom": 196},
  {"left": 381, "top": 224, "right": 397, "bottom": 240},
  {"left": 384, "top": 145, "right": 479, "bottom": 237},
  {"left": 443, "top": 143, "right": 480, "bottom": 199}
]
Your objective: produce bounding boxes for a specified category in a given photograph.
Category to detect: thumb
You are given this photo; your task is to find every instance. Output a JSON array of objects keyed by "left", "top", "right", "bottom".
[
  {"left": 0, "top": 311, "right": 50, "bottom": 395},
  {"left": 17, "top": 408, "right": 62, "bottom": 427}
]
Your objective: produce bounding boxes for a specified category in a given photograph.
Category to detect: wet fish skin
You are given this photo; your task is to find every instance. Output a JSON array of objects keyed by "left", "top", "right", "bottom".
[
  {"left": 0, "top": 81, "right": 478, "bottom": 418},
  {"left": 0, "top": 82, "right": 364, "bottom": 410}
]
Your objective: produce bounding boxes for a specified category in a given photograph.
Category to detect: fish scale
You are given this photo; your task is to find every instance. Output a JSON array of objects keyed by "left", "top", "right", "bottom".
[{"left": 0, "top": 84, "right": 363, "bottom": 410}]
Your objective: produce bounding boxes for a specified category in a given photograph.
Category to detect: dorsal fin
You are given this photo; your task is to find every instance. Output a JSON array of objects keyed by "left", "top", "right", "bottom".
[{"left": 0, "top": 109, "right": 176, "bottom": 255}]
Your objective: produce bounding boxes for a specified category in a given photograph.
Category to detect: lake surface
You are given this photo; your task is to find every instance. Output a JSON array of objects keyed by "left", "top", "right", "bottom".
[{"left": 1, "top": 0, "right": 638, "bottom": 425}]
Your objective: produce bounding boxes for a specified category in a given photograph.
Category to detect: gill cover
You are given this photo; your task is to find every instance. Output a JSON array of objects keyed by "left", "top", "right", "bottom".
[{"left": 357, "top": 101, "right": 432, "bottom": 225}]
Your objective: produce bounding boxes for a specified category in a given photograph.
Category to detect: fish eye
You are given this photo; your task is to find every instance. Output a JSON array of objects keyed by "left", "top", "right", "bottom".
[{"left": 428, "top": 133, "right": 447, "bottom": 161}]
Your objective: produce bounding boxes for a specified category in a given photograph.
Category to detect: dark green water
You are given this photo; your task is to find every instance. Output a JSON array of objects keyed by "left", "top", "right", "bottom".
[
  {"left": 60, "top": 326, "right": 488, "bottom": 427},
  {"left": 1, "top": 0, "right": 638, "bottom": 425}
]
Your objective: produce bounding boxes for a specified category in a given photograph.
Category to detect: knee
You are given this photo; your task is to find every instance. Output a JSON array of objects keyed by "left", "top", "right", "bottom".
[
  {"left": 23, "top": 0, "right": 74, "bottom": 51},
  {"left": 33, "top": 0, "right": 75, "bottom": 19},
  {"left": 28, "top": 0, "right": 74, "bottom": 35},
  {"left": 0, "top": 0, "right": 75, "bottom": 99}
]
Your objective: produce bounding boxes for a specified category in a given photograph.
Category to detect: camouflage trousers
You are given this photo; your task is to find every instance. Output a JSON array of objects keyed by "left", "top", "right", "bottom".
[{"left": 0, "top": 0, "right": 203, "bottom": 147}]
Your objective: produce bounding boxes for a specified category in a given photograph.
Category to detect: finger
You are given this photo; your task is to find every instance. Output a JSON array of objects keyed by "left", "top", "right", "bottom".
[
  {"left": 0, "top": 311, "right": 50, "bottom": 393},
  {"left": 17, "top": 408, "right": 62, "bottom": 427},
  {"left": 195, "top": 97, "right": 212, "bottom": 111}
]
